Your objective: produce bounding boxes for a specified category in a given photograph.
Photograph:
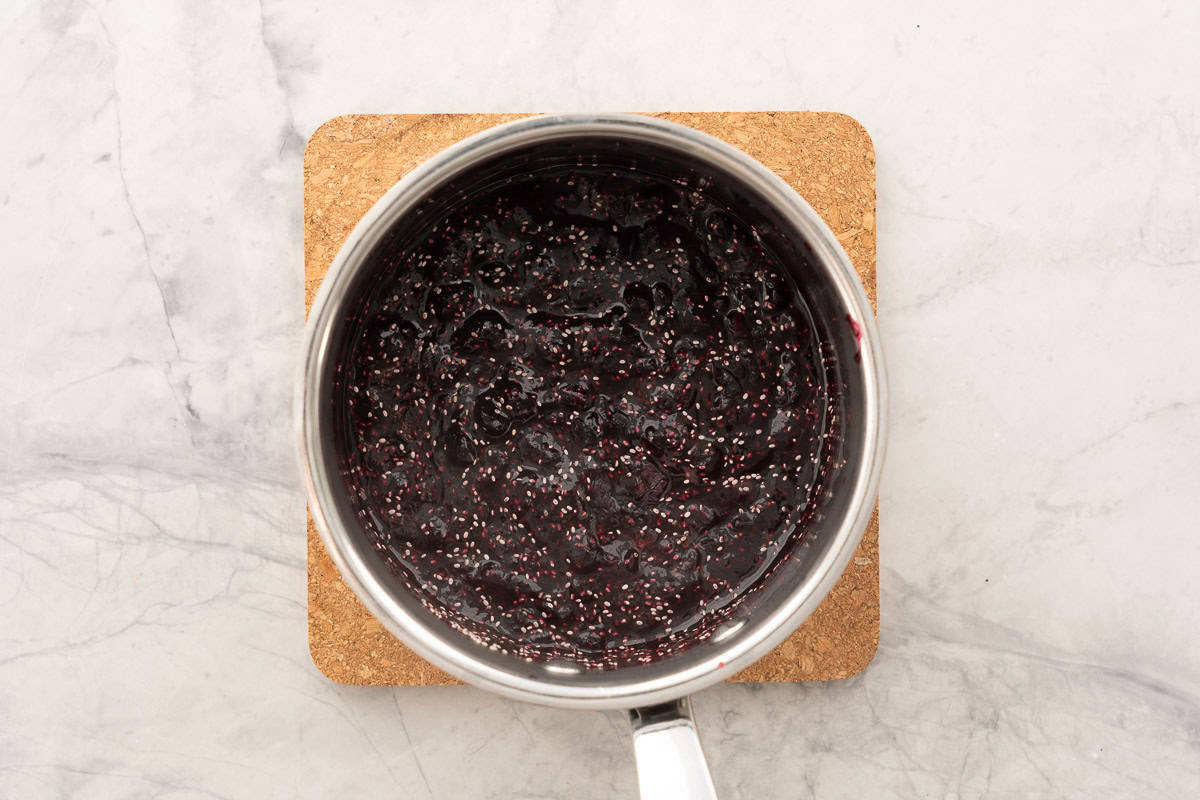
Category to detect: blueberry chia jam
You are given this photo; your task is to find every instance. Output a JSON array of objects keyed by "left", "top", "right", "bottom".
[{"left": 334, "top": 162, "right": 836, "bottom": 668}]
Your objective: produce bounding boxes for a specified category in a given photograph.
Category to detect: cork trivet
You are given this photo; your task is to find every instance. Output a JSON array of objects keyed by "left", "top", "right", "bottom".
[{"left": 305, "top": 112, "right": 879, "bottom": 686}]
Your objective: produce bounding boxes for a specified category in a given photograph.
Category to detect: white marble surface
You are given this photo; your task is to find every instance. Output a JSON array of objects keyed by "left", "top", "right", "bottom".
[{"left": 1, "top": 0, "right": 1198, "bottom": 797}]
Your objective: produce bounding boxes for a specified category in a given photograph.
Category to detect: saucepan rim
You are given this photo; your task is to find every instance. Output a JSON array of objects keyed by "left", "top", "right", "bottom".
[{"left": 298, "top": 112, "right": 886, "bottom": 709}]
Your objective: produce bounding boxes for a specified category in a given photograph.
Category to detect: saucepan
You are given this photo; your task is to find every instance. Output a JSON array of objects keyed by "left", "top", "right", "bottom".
[{"left": 299, "top": 113, "right": 885, "bottom": 798}]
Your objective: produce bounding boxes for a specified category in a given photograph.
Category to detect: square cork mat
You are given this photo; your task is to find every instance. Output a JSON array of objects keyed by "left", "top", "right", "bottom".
[{"left": 305, "top": 112, "right": 879, "bottom": 685}]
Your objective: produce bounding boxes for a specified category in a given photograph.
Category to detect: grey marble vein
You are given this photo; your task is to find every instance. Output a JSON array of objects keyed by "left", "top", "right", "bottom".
[{"left": 1, "top": 0, "right": 1198, "bottom": 797}]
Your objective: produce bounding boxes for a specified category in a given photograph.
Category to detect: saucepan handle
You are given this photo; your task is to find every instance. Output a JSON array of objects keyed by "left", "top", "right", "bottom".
[{"left": 629, "top": 697, "right": 719, "bottom": 800}]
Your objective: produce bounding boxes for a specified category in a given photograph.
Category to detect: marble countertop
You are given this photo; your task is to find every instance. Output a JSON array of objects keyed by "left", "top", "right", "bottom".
[{"left": 2, "top": 1, "right": 1198, "bottom": 797}]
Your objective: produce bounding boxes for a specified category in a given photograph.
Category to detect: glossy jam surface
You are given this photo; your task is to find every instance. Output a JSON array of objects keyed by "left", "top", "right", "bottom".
[{"left": 337, "top": 166, "right": 831, "bottom": 666}]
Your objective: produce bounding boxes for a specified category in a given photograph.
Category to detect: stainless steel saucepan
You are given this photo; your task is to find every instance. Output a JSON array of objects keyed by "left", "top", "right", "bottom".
[{"left": 299, "top": 113, "right": 886, "bottom": 798}]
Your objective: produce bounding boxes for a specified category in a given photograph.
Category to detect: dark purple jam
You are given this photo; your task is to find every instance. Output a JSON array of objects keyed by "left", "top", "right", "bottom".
[{"left": 337, "top": 165, "right": 832, "bottom": 667}]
